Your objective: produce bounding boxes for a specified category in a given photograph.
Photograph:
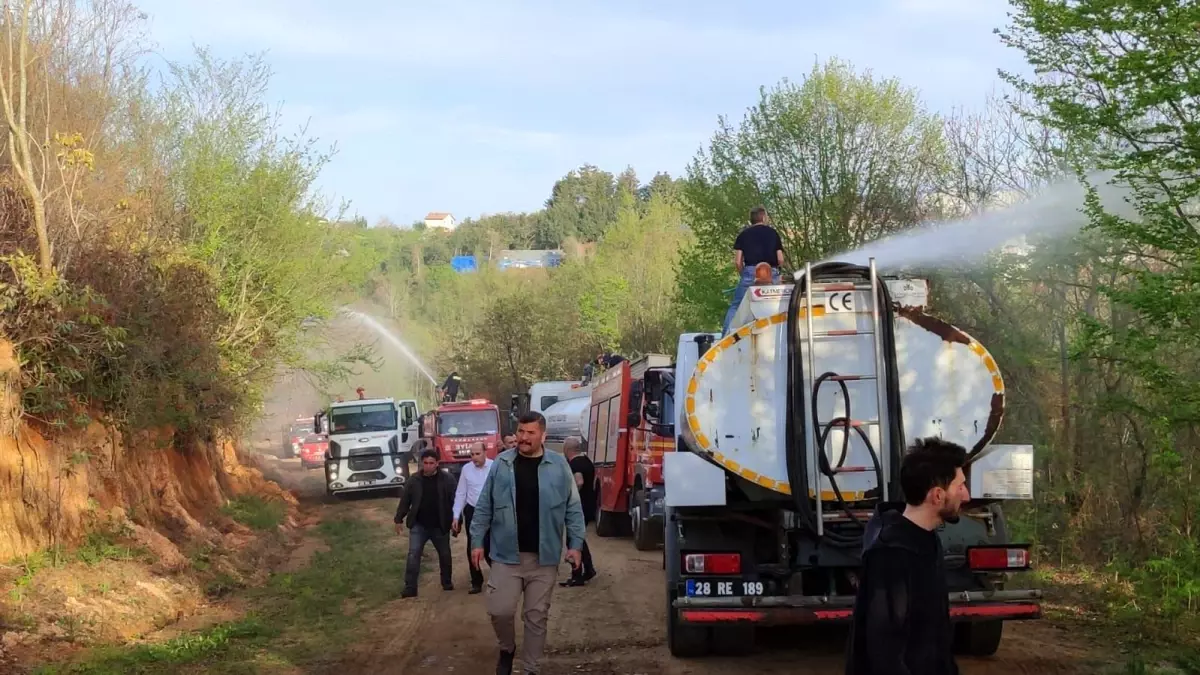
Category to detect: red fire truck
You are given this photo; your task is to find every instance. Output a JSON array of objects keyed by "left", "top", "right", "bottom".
[
  {"left": 587, "top": 354, "right": 676, "bottom": 550},
  {"left": 411, "top": 399, "right": 502, "bottom": 481}
]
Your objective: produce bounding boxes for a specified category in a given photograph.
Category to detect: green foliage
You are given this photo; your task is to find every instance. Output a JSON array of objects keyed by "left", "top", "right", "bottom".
[
  {"left": 677, "top": 58, "right": 945, "bottom": 326},
  {"left": 221, "top": 495, "right": 287, "bottom": 531},
  {"left": 34, "top": 619, "right": 271, "bottom": 675},
  {"left": 0, "top": 254, "right": 125, "bottom": 428},
  {"left": 997, "top": 0, "right": 1200, "bottom": 635}
]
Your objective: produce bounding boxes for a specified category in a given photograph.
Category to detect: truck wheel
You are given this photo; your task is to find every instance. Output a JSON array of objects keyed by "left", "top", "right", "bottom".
[
  {"left": 954, "top": 620, "right": 1003, "bottom": 656},
  {"left": 712, "top": 625, "right": 756, "bottom": 656},
  {"left": 631, "top": 488, "right": 656, "bottom": 551},
  {"left": 667, "top": 589, "right": 710, "bottom": 657},
  {"left": 595, "top": 486, "right": 628, "bottom": 537}
]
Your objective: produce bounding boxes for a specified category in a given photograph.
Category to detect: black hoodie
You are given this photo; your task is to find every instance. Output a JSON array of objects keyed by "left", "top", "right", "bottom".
[{"left": 844, "top": 504, "right": 959, "bottom": 675}]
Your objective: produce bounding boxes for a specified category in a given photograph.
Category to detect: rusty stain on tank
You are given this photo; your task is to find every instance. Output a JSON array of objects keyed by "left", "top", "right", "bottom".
[{"left": 897, "top": 306, "right": 970, "bottom": 345}]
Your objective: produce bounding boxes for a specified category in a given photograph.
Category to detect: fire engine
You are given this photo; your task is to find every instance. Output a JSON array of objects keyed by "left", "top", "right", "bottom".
[
  {"left": 586, "top": 355, "right": 677, "bottom": 550},
  {"left": 411, "top": 399, "right": 502, "bottom": 480}
]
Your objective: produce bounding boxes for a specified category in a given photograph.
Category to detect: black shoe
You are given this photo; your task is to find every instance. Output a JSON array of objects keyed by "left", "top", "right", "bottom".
[
  {"left": 559, "top": 576, "right": 587, "bottom": 587},
  {"left": 401, "top": 588, "right": 417, "bottom": 599},
  {"left": 442, "top": 583, "right": 454, "bottom": 591},
  {"left": 469, "top": 585, "right": 483, "bottom": 595},
  {"left": 496, "top": 649, "right": 514, "bottom": 675}
]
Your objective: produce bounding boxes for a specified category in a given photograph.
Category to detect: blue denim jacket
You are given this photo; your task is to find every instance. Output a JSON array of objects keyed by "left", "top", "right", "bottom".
[{"left": 469, "top": 448, "right": 586, "bottom": 566}]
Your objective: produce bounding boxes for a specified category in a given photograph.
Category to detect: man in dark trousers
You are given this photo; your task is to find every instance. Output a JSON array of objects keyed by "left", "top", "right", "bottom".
[
  {"left": 440, "top": 371, "right": 464, "bottom": 402},
  {"left": 394, "top": 449, "right": 457, "bottom": 598},
  {"left": 560, "top": 436, "right": 597, "bottom": 587},
  {"left": 723, "top": 205, "right": 784, "bottom": 334},
  {"left": 845, "top": 436, "right": 971, "bottom": 675}
]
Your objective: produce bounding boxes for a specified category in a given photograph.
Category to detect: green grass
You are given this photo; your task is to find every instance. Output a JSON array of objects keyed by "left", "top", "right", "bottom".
[
  {"left": 221, "top": 496, "right": 288, "bottom": 531},
  {"left": 39, "top": 515, "right": 408, "bottom": 674}
]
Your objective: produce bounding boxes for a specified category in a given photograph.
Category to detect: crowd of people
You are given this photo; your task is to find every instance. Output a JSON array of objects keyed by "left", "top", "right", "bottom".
[{"left": 393, "top": 411, "right": 592, "bottom": 674}]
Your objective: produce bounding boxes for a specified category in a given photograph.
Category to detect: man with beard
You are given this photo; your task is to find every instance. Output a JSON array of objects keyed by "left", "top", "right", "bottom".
[
  {"left": 470, "top": 411, "right": 585, "bottom": 675},
  {"left": 845, "top": 437, "right": 970, "bottom": 675}
]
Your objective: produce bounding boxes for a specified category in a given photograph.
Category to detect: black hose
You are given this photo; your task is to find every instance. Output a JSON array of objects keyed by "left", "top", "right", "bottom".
[{"left": 784, "top": 262, "right": 907, "bottom": 548}]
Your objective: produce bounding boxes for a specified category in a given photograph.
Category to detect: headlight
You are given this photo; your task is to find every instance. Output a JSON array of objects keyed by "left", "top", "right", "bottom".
[{"left": 391, "top": 455, "right": 403, "bottom": 468}]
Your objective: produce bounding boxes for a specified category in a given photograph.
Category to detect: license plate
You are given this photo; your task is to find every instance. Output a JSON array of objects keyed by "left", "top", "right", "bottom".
[{"left": 685, "top": 578, "right": 765, "bottom": 597}]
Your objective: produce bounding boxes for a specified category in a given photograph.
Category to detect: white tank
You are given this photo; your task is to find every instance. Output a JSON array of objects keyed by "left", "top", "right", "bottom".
[
  {"left": 680, "top": 280, "right": 1003, "bottom": 501},
  {"left": 543, "top": 396, "right": 591, "bottom": 453}
]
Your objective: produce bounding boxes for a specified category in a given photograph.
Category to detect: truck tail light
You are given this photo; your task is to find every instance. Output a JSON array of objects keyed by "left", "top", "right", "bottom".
[
  {"left": 683, "top": 553, "right": 740, "bottom": 575},
  {"left": 967, "top": 545, "right": 1031, "bottom": 571}
]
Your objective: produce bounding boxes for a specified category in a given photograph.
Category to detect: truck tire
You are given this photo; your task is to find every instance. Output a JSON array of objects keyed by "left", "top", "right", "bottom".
[
  {"left": 595, "top": 486, "right": 631, "bottom": 537},
  {"left": 667, "top": 589, "right": 710, "bottom": 657},
  {"left": 954, "top": 620, "right": 1003, "bottom": 656},
  {"left": 631, "top": 488, "right": 657, "bottom": 551},
  {"left": 712, "top": 625, "right": 756, "bottom": 656}
]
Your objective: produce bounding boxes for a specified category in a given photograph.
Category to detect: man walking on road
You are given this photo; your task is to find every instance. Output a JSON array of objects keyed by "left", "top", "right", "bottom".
[
  {"left": 452, "top": 442, "right": 495, "bottom": 594},
  {"left": 394, "top": 449, "right": 457, "bottom": 598},
  {"left": 470, "top": 411, "right": 586, "bottom": 675},
  {"left": 560, "top": 436, "right": 596, "bottom": 587},
  {"left": 723, "top": 206, "right": 784, "bottom": 334},
  {"left": 845, "top": 437, "right": 970, "bottom": 675}
]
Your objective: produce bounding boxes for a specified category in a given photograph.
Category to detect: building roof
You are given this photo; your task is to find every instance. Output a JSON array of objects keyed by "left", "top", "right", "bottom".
[
  {"left": 496, "top": 249, "right": 564, "bottom": 269},
  {"left": 425, "top": 212, "right": 453, "bottom": 220}
]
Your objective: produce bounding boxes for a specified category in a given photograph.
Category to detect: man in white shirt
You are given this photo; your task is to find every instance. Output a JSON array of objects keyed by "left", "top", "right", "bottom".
[{"left": 452, "top": 442, "right": 495, "bottom": 594}]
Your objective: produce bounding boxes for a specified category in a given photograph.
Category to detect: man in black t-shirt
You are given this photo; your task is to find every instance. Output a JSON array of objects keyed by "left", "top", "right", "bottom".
[
  {"left": 723, "top": 205, "right": 784, "bottom": 334},
  {"left": 561, "top": 437, "right": 597, "bottom": 587},
  {"left": 394, "top": 449, "right": 456, "bottom": 598}
]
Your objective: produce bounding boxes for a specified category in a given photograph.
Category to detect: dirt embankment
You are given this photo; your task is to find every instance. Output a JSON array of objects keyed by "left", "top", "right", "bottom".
[{"left": 0, "top": 339, "right": 301, "bottom": 669}]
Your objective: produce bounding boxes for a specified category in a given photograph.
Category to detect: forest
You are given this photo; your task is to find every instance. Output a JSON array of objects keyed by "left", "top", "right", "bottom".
[{"left": 1, "top": 0, "right": 1198, "bottom": 655}]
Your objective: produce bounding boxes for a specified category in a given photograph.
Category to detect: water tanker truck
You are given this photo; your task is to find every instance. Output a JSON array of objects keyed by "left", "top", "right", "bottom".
[{"left": 658, "top": 259, "right": 1040, "bottom": 658}]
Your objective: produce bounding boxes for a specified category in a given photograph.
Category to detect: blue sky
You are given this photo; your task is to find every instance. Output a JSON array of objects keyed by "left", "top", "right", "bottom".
[{"left": 135, "top": 0, "right": 1031, "bottom": 226}]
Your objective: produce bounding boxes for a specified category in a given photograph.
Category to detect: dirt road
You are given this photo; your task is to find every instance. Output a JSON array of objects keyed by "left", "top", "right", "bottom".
[{"left": 266, "top": 457, "right": 1102, "bottom": 675}]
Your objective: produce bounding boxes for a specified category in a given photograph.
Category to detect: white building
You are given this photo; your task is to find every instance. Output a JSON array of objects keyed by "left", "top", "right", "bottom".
[{"left": 424, "top": 212, "right": 457, "bottom": 231}]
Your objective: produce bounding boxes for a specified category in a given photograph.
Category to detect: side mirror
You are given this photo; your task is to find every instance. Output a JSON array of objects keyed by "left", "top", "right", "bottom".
[{"left": 627, "top": 409, "right": 642, "bottom": 428}]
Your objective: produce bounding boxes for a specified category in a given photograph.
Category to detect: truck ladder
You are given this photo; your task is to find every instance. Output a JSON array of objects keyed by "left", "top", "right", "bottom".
[{"left": 801, "top": 258, "right": 892, "bottom": 537}]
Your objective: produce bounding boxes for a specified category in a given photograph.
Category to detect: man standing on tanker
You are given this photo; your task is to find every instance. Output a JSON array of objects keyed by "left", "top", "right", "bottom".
[
  {"left": 844, "top": 436, "right": 971, "bottom": 675},
  {"left": 722, "top": 206, "right": 784, "bottom": 334},
  {"left": 470, "top": 411, "right": 586, "bottom": 675}
]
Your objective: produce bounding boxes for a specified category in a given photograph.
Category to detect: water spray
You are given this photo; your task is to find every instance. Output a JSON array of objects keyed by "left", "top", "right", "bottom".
[{"left": 340, "top": 309, "right": 440, "bottom": 387}]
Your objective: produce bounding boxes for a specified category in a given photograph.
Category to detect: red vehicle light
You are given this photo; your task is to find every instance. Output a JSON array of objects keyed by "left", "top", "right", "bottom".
[
  {"left": 683, "top": 553, "right": 741, "bottom": 575},
  {"left": 967, "top": 545, "right": 1031, "bottom": 571}
]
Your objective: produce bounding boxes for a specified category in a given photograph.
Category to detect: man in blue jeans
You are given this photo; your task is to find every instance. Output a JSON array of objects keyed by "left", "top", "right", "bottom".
[
  {"left": 394, "top": 449, "right": 457, "bottom": 598},
  {"left": 723, "top": 206, "right": 785, "bottom": 334}
]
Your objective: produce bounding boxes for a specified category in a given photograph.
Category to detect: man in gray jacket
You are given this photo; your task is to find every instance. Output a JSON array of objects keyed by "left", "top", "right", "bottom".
[{"left": 470, "top": 411, "right": 586, "bottom": 675}]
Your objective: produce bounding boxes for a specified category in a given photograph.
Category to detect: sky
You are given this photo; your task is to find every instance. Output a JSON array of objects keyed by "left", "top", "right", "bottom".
[{"left": 134, "top": 0, "right": 1032, "bottom": 226}]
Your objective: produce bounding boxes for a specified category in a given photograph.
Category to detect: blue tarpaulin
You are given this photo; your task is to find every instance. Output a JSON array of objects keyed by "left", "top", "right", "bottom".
[{"left": 450, "top": 255, "right": 478, "bottom": 273}]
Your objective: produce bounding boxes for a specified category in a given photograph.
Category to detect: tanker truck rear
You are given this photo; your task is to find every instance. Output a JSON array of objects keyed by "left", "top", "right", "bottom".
[{"left": 660, "top": 259, "right": 1040, "bottom": 658}]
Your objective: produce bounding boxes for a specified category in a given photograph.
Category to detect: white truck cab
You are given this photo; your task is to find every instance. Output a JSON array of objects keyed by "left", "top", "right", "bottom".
[{"left": 314, "top": 397, "right": 420, "bottom": 497}]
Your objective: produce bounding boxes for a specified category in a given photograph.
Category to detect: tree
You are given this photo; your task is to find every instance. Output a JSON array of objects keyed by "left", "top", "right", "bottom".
[
  {"left": 676, "top": 58, "right": 946, "bottom": 328},
  {"left": 999, "top": 0, "right": 1200, "bottom": 615}
]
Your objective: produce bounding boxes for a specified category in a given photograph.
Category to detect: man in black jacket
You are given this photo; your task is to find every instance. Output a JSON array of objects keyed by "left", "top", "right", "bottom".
[
  {"left": 395, "top": 449, "right": 457, "bottom": 598},
  {"left": 845, "top": 437, "right": 971, "bottom": 675}
]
